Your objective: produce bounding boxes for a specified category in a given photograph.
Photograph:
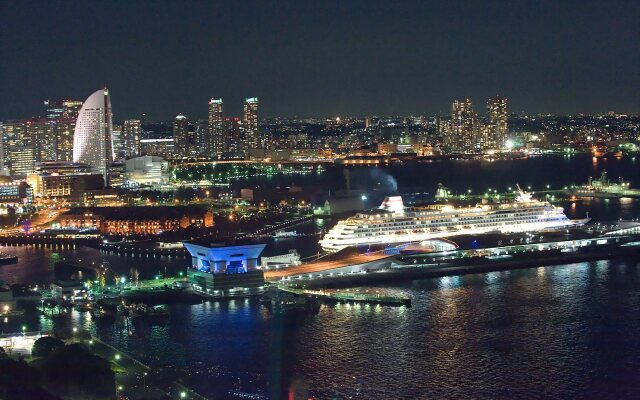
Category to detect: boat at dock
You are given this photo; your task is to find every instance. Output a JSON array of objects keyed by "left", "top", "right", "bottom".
[
  {"left": 273, "top": 230, "right": 298, "bottom": 239},
  {"left": 90, "top": 301, "right": 118, "bottom": 320},
  {"left": 320, "top": 186, "right": 588, "bottom": 252},
  {"left": 261, "top": 289, "right": 320, "bottom": 314},
  {"left": 279, "top": 286, "right": 411, "bottom": 307},
  {"left": 572, "top": 171, "right": 640, "bottom": 198},
  {"left": 128, "top": 303, "right": 170, "bottom": 320},
  {"left": 0, "top": 251, "right": 18, "bottom": 265}
]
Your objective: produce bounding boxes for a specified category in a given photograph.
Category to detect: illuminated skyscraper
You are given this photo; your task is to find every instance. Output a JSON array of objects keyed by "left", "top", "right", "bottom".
[
  {"left": 207, "top": 98, "right": 224, "bottom": 157},
  {"left": 53, "top": 120, "right": 75, "bottom": 161},
  {"left": 44, "top": 99, "right": 83, "bottom": 161},
  {"left": 112, "top": 124, "right": 124, "bottom": 158},
  {"left": 225, "top": 117, "right": 242, "bottom": 155},
  {"left": 0, "top": 123, "right": 4, "bottom": 174},
  {"left": 44, "top": 100, "right": 65, "bottom": 120},
  {"left": 449, "top": 99, "right": 477, "bottom": 153},
  {"left": 26, "top": 120, "right": 56, "bottom": 162},
  {"left": 62, "top": 101, "right": 83, "bottom": 120},
  {"left": 487, "top": 96, "right": 508, "bottom": 149},
  {"left": 173, "top": 114, "right": 198, "bottom": 158},
  {"left": 123, "top": 119, "right": 142, "bottom": 157},
  {"left": 73, "top": 88, "right": 113, "bottom": 184},
  {"left": 8, "top": 145, "right": 35, "bottom": 177},
  {"left": 243, "top": 97, "right": 259, "bottom": 152}
]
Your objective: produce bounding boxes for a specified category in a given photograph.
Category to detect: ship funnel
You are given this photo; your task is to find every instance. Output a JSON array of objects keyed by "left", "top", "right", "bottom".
[{"left": 379, "top": 196, "right": 404, "bottom": 213}]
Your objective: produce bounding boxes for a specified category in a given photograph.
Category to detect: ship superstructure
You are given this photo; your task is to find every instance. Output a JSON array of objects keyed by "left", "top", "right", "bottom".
[{"left": 319, "top": 187, "right": 588, "bottom": 252}]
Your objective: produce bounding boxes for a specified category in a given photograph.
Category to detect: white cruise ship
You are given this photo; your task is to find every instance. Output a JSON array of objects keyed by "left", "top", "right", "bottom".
[{"left": 319, "top": 188, "right": 588, "bottom": 252}]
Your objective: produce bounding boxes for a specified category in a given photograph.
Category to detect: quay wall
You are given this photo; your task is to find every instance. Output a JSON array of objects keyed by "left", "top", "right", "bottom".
[{"left": 282, "top": 242, "right": 640, "bottom": 288}]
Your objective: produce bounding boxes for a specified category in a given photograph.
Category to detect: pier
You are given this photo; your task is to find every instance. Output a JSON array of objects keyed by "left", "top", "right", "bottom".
[
  {"left": 279, "top": 286, "right": 411, "bottom": 306},
  {"left": 268, "top": 230, "right": 640, "bottom": 288}
]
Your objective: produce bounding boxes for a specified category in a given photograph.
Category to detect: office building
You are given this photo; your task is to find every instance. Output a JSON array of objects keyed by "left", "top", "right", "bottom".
[
  {"left": 44, "top": 100, "right": 65, "bottom": 120},
  {"left": 25, "top": 120, "right": 56, "bottom": 162},
  {"left": 44, "top": 99, "right": 83, "bottom": 162},
  {"left": 53, "top": 120, "right": 75, "bottom": 161},
  {"left": 62, "top": 100, "right": 83, "bottom": 120},
  {"left": 108, "top": 162, "right": 126, "bottom": 188},
  {"left": 8, "top": 145, "right": 35, "bottom": 177},
  {"left": 0, "top": 181, "right": 32, "bottom": 205},
  {"left": 112, "top": 124, "right": 123, "bottom": 158},
  {"left": 73, "top": 88, "right": 113, "bottom": 185},
  {"left": 44, "top": 99, "right": 82, "bottom": 121},
  {"left": 2, "top": 121, "right": 28, "bottom": 149},
  {"left": 26, "top": 162, "right": 103, "bottom": 202},
  {"left": 123, "top": 119, "right": 142, "bottom": 157},
  {"left": 140, "top": 138, "right": 174, "bottom": 158}
]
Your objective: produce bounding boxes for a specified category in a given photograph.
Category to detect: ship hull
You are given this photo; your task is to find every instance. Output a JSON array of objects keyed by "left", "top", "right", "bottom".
[{"left": 320, "top": 219, "right": 589, "bottom": 253}]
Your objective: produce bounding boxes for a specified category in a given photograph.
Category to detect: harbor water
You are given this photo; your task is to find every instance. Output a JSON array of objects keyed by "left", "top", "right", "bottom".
[{"left": 1, "top": 155, "right": 640, "bottom": 398}]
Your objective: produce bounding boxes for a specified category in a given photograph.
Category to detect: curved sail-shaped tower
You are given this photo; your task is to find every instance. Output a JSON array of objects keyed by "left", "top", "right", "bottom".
[{"left": 73, "top": 88, "right": 113, "bottom": 185}]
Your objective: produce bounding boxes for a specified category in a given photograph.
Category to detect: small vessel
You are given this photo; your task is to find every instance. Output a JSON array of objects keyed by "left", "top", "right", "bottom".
[
  {"left": 90, "top": 301, "right": 118, "bottom": 320},
  {"left": 273, "top": 230, "right": 298, "bottom": 239},
  {"left": 129, "top": 304, "right": 169, "bottom": 320},
  {"left": 262, "top": 289, "right": 320, "bottom": 315},
  {"left": 0, "top": 251, "right": 18, "bottom": 265},
  {"left": 277, "top": 297, "right": 320, "bottom": 314}
]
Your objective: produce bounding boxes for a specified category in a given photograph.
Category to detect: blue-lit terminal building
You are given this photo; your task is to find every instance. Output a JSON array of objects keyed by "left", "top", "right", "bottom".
[{"left": 183, "top": 241, "right": 266, "bottom": 293}]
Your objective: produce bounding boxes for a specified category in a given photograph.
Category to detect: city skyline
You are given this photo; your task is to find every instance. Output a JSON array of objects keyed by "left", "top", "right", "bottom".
[{"left": 1, "top": 0, "right": 639, "bottom": 121}]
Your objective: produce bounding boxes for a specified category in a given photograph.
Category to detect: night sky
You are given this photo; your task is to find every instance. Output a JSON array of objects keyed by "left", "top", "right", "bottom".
[{"left": 1, "top": 0, "right": 638, "bottom": 121}]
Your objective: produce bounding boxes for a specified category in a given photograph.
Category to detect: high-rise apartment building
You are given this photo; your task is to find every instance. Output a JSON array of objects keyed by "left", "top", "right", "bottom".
[
  {"left": 487, "top": 96, "right": 508, "bottom": 149},
  {"left": 207, "top": 98, "right": 224, "bottom": 157},
  {"left": 73, "top": 88, "right": 113, "bottom": 185},
  {"left": 449, "top": 99, "right": 477, "bottom": 153},
  {"left": 173, "top": 114, "right": 198, "bottom": 158},
  {"left": 123, "top": 119, "right": 142, "bottom": 157},
  {"left": 225, "top": 117, "right": 242, "bottom": 155},
  {"left": 243, "top": 97, "right": 259, "bottom": 152}
]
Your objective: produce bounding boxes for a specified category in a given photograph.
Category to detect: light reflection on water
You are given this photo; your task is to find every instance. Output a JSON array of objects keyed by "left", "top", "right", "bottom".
[
  {"left": 3, "top": 259, "right": 640, "bottom": 398},
  {"left": 1, "top": 156, "right": 640, "bottom": 398}
]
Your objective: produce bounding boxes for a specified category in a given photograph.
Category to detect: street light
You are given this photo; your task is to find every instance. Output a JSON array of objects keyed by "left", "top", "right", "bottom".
[
  {"left": 180, "top": 391, "right": 187, "bottom": 398},
  {"left": 115, "top": 354, "right": 121, "bottom": 361}
]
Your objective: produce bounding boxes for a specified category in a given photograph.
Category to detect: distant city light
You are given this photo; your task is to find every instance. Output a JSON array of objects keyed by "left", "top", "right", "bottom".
[{"left": 505, "top": 139, "right": 515, "bottom": 150}]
